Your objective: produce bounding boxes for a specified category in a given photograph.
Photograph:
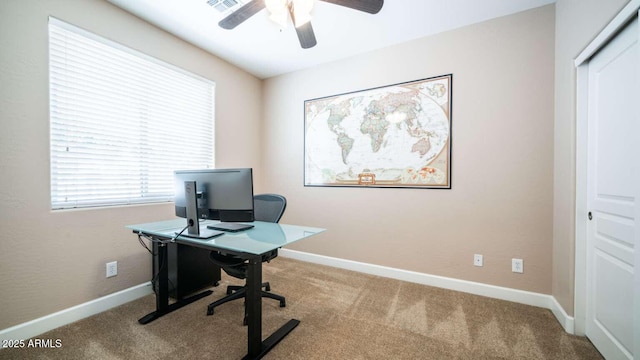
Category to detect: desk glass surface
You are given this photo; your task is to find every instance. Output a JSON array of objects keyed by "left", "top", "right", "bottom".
[{"left": 127, "top": 219, "right": 324, "bottom": 255}]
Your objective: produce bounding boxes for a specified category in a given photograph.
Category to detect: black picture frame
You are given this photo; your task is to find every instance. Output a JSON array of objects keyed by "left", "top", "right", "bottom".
[{"left": 304, "top": 74, "right": 452, "bottom": 189}]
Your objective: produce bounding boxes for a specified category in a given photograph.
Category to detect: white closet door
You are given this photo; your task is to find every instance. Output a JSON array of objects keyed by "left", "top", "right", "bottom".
[{"left": 585, "top": 16, "right": 638, "bottom": 360}]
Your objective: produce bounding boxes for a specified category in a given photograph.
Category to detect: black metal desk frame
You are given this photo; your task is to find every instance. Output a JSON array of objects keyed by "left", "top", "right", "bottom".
[
  {"left": 137, "top": 239, "right": 214, "bottom": 325},
  {"left": 132, "top": 230, "right": 299, "bottom": 360}
]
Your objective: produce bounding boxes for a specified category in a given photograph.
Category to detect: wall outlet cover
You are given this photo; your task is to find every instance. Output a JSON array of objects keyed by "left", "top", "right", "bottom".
[
  {"left": 474, "top": 254, "right": 483, "bottom": 267},
  {"left": 512, "top": 258, "right": 523, "bottom": 273},
  {"left": 106, "top": 261, "right": 118, "bottom": 278}
]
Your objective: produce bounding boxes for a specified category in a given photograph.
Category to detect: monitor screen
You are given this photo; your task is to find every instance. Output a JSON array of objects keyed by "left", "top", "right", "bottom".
[{"left": 174, "top": 168, "right": 255, "bottom": 224}]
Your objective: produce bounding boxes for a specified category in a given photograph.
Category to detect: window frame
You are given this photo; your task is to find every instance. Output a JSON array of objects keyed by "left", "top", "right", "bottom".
[{"left": 48, "top": 17, "right": 216, "bottom": 210}]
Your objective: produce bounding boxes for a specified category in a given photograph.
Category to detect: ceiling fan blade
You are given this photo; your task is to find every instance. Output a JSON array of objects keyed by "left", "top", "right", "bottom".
[
  {"left": 218, "top": 0, "right": 266, "bottom": 30},
  {"left": 319, "top": 0, "right": 383, "bottom": 14},
  {"left": 295, "top": 22, "right": 317, "bottom": 49}
]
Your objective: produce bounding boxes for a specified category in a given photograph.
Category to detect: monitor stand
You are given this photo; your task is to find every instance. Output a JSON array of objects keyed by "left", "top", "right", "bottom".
[{"left": 181, "top": 181, "right": 223, "bottom": 239}]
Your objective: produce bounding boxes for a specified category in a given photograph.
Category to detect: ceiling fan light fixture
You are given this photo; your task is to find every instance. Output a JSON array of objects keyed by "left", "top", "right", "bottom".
[
  {"left": 265, "top": 0, "right": 289, "bottom": 28},
  {"left": 269, "top": 11, "right": 289, "bottom": 28},
  {"left": 265, "top": 0, "right": 314, "bottom": 29},
  {"left": 291, "top": 0, "right": 314, "bottom": 27}
]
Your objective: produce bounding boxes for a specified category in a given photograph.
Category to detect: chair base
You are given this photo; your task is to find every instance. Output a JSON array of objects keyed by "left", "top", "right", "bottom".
[{"left": 207, "top": 282, "right": 286, "bottom": 325}]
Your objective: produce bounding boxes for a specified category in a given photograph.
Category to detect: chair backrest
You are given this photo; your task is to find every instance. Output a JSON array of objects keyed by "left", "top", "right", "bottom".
[{"left": 253, "top": 194, "right": 286, "bottom": 223}]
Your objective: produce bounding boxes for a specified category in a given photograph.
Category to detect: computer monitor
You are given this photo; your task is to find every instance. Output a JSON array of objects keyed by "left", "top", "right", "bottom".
[{"left": 174, "top": 168, "right": 254, "bottom": 238}]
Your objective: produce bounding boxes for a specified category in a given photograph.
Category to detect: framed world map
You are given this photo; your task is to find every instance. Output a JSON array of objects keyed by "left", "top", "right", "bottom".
[{"left": 304, "top": 74, "right": 452, "bottom": 189}]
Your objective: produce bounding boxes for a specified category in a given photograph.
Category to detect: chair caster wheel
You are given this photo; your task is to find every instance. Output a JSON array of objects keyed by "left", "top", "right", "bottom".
[
  {"left": 243, "top": 317, "right": 248, "bottom": 326},
  {"left": 280, "top": 300, "right": 286, "bottom": 307},
  {"left": 207, "top": 308, "right": 214, "bottom": 316},
  {"left": 265, "top": 284, "right": 271, "bottom": 291}
]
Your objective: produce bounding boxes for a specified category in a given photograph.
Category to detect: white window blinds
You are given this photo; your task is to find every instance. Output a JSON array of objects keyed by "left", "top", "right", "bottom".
[{"left": 49, "top": 18, "right": 215, "bottom": 210}]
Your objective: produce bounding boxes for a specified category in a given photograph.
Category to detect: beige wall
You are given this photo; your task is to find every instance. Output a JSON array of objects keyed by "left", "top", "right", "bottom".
[
  {"left": 0, "top": 0, "right": 262, "bottom": 329},
  {"left": 2, "top": 0, "right": 628, "bottom": 332},
  {"left": 552, "top": 0, "right": 630, "bottom": 316},
  {"left": 263, "top": 6, "right": 555, "bottom": 294}
]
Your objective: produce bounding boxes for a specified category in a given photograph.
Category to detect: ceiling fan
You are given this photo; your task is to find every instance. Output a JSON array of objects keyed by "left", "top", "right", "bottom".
[{"left": 218, "top": 0, "right": 384, "bottom": 49}]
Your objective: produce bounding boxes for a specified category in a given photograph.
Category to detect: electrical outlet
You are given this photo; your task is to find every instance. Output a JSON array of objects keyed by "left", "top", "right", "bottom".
[
  {"left": 474, "top": 254, "right": 483, "bottom": 267},
  {"left": 106, "top": 261, "right": 118, "bottom": 278},
  {"left": 512, "top": 258, "right": 523, "bottom": 273}
]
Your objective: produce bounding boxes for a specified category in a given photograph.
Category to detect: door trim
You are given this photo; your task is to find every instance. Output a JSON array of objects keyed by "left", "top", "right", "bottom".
[
  {"left": 574, "top": 0, "right": 640, "bottom": 67},
  {"left": 574, "top": 0, "right": 640, "bottom": 338}
]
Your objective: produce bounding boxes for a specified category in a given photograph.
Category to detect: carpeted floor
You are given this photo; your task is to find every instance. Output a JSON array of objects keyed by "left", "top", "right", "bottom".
[{"left": 0, "top": 257, "right": 602, "bottom": 359}]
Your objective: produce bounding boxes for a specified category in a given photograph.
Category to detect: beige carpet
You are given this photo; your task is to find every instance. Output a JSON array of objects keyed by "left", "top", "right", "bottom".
[{"left": 0, "top": 257, "right": 602, "bottom": 359}]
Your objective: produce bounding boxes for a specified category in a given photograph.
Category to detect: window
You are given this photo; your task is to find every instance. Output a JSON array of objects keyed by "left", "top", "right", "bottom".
[{"left": 48, "top": 18, "right": 215, "bottom": 210}]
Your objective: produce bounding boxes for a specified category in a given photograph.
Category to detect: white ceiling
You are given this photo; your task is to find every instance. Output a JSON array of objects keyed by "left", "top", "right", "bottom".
[{"left": 107, "top": 0, "right": 555, "bottom": 79}]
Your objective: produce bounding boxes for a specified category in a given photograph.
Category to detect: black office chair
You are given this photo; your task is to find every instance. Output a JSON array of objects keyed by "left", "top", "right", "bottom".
[{"left": 206, "top": 194, "right": 287, "bottom": 324}]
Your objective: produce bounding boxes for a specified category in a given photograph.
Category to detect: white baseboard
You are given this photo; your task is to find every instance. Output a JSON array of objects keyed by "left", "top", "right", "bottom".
[
  {"left": 1, "top": 252, "right": 577, "bottom": 341},
  {"left": 0, "top": 282, "right": 153, "bottom": 343},
  {"left": 549, "top": 295, "right": 575, "bottom": 334},
  {"left": 280, "top": 249, "right": 575, "bottom": 334}
]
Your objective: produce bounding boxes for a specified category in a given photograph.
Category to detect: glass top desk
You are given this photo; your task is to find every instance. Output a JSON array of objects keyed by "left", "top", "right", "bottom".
[{"left": 127, "top": 219, "right": 325, "bottom": 360}]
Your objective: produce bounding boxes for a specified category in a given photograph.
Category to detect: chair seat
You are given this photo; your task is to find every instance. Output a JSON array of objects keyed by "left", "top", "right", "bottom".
[{"left": 210, "top": 250, "right": 279, "bottom": 279}]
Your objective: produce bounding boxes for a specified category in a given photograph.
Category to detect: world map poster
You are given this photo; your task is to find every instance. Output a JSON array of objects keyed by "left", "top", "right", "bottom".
[{"left": 304, "top": 74, "right": 452, "bottom": 189}]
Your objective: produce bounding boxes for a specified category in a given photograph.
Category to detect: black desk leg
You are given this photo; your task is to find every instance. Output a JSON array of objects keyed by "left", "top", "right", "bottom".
[
  {"left": 138, "top": 242, "right": 212, "bottom": 325},
  {"left": 242, "top": 256, "right": 300, "bottom": 360},
  {"left": 245, "top": 256, "right": 263, "bottom": 357}
]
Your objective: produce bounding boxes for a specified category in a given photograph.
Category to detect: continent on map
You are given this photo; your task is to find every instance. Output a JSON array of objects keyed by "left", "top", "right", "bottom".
[
  {"left": 362, "top": 90, "right": 420, "bottom": 153},
  {"left": 336, "top": 133, "right": 354, "bottom": 164},
  {"left": 427, "top": 83, "right": 446, "bottom": 98},
  {"left": 360, "top": 112, "right": 389, "bottom": 153},
  {"left": 326, "top": 99, "right": 352, "bottom": 130},
  {"left": 411, "top": 137, "right": 431, "bottom": 157},
  {"left": 326, "top": 99, "right": 356, "bottom": 164}
]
